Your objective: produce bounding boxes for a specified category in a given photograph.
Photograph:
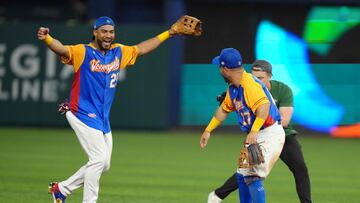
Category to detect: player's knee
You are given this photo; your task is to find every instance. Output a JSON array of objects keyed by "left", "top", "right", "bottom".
[
  {"left": 90, "top": 154, "right": 107, "bottom": 168},
  {"left": 244, "top": 176, "right": 263, "bottom": 185},
  {"left": 96, "top": 159, "right": 106, "bottom": 168},
  {"left": 103, "top": 161, "right": 111, "bottom": 173},
  {"left": 290, "top": 160, "right": 308, "bottom": 173}
]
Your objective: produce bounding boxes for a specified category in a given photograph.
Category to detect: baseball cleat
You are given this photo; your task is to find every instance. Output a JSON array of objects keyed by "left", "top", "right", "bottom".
[{"left": 48, "top": 182, "right": 66, "bottom": 203}]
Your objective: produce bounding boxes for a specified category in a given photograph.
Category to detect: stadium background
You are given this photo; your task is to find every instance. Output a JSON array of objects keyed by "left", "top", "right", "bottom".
[{"left": 0, "top": 0, "right": 360, "bottom": 202}]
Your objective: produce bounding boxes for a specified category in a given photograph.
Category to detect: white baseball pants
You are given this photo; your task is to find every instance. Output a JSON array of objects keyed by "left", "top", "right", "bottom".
[
  {"left": 58, "top": 111, "right": 113, "bottom": 203},
  {"left": 238, "top": 122, "right": 285, "bottom": 178}
]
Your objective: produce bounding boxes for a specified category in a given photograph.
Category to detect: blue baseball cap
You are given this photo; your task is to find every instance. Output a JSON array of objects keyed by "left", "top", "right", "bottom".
[
  {"left": 212, "top": 48, "right": 243, "bottom": 69},
  {"left": 93, "top": 16, "right": 115, "bottom": 30}
]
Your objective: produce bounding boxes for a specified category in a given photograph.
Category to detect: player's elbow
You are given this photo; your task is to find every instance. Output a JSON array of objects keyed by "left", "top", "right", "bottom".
[
  {"left": 137, "top": 44, "right": 150, "bottom": 56},
  {"left": 59, "top": 48, "right": 70, "bottom": 59}
]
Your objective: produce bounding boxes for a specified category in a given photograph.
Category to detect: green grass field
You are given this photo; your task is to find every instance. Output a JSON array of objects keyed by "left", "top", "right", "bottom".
[{"left": 0, "top": 127, "right": 359, "bottom": 203}]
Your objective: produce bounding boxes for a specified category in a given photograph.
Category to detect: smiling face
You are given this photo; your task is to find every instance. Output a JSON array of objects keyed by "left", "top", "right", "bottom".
[{"left": 93, "top": 25, "right": 115, "bottom": 51}]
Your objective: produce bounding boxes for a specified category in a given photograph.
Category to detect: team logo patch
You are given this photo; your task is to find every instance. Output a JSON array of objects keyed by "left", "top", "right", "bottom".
[
  {"left": 90, "top": 57, "right": 120, "bottom": 74},
  {"left": 233, "top": 98, "right": 244, "bottom": 112}
]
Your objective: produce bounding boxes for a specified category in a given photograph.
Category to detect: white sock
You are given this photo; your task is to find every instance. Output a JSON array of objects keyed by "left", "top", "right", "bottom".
[{"left": 208, "top": 191, "right": 223, "bottom": 203}]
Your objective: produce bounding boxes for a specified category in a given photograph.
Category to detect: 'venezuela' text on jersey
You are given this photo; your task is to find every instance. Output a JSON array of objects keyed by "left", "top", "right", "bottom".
[
  {"left": 222, "top": 71, "right": 281, "bottom": 132},
  {"left": 62, "top": 43, "right": 138, "bottom": 133}
]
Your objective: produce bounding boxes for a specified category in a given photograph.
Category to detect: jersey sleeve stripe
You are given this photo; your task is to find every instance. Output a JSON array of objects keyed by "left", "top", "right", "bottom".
[
  {"left": 251, "top": 97, "right": 269, "bottom": 112},
  {"left": 69, "top": 68, "right": 81, "bottom": 114}
]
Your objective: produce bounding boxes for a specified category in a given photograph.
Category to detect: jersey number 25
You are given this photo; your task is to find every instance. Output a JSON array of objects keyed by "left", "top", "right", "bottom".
[{"left": 109, "top": 72, "right": 120, "bottom": 88}]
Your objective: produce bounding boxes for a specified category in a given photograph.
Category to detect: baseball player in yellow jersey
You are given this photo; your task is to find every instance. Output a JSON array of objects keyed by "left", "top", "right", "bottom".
[
  {"left": 200, "top": 48, "right": 285, "bottom": 203},
  {"left": 208, "top": 60, "right": 312, "bottom": 203},
  {"left": 37, "top": 16, "right": 193, "bottom": 203}
]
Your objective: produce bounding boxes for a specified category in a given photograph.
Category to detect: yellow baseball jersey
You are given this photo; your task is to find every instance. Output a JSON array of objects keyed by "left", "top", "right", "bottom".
[
  {"left": 222, "top": 71, "right": 281, "bottom": 132},
  {"left": 62, "top": 43, "right": 138, "bottom": 72},
  {"left": 60, "top": 43, "right": 138, "bottom": 133}
]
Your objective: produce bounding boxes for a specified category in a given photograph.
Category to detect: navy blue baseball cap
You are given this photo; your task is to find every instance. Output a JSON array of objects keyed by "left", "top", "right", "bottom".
[
  {"left": 212, "top": 48, "right": 243, "bottom": 69},
  {"left": 93, "top": 16, "right": 115, "bottom": 30}
]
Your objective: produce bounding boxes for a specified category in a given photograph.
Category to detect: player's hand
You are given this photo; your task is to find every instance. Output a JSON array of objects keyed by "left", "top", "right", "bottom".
[
  {"left": 58, "top": 100, "right": 69, "bottom": 115},
  {"left": 200, "top": 130, "right": 211, "bottom": 149},
  {"left": 245, "top": 131, "right": 258, "bottom": 145},
  {"left": 37, "top": 27, "right": 50, "bottom": 41}
]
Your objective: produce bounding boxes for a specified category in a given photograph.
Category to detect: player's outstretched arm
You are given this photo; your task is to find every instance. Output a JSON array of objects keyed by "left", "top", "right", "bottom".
[
  {"left": 37, "top": 27, "right": 69, "bottom": 59},
  {"left": 200, "top": 107, "right": 229, "bottom": 149},
  {"left": 136, "top": 15, "right": 202, "bottom": 56},
  {"left": 136, "top": 30, "right": 173, "bottom": 56}
]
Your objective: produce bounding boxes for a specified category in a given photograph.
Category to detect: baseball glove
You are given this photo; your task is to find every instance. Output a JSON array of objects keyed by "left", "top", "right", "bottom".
[
  {"left": 238, "top": 143, "right": 265, "bottom": 168},
  {"left": 58, "top": 100, "right": 69, "bottom": 115},
  {"left": 170, "top": 15, "right": 202, "bottom": 36}
]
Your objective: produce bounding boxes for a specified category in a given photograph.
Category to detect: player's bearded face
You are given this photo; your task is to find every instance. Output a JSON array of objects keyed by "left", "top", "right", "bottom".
[
  {"left": 94, "top": 25, "right": 115, "bottom": 50},
  {"left": 220, "top": 67, "right": 231, "bottom": 83},
  {"left": 222, "top": 75, "right": 230, "bottom": 83}
]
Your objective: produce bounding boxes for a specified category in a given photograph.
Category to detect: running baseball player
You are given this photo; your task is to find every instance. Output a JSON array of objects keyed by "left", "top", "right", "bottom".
[
  {"left": 37, "top": 15, "right": 201, "bottom": 203},
  {"left": 208, "top": 60, "right": 312, "bottom": 203},
  {"left": 200, "top": 48, "right": 285, "bottom": 203}
]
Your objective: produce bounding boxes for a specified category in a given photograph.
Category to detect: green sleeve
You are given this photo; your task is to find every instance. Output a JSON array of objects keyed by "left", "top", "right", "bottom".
[
  {"left": 278, "top": 83, "right": 293, "bottom": 107},
  {"left": 273, "top": 81, "right": 298, "bottom": 136}
]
